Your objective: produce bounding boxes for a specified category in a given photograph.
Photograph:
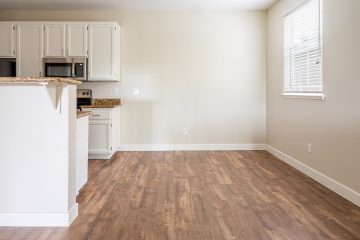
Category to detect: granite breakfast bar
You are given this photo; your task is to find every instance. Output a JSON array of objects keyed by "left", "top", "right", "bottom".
[
  {"left": 0, "top": 76, "right": 81, "bottom": 85},
  {"left": 0, "top": 77, "right": 81, "bottom": 227}
]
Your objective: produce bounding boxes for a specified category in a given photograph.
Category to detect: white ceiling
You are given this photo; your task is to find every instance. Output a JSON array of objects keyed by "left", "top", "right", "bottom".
[{"left": 0, "top": 0, "right": 278, "bottom": 11}]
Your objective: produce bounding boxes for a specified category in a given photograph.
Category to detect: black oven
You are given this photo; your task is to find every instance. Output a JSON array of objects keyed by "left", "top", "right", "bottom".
[
  {"left": 0, "top": 58, "right": 16, "bottom": 77},
  {"left": 77, "top": 89, "right": 92, "bottom": 110},
  {"left": 43, "top": 57, "right": 87, "bottom": 81}
]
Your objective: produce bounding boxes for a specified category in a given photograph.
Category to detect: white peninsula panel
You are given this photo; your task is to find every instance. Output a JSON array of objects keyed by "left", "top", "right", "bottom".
[{"left": 0, "top": 78, "right": 79, "bottom": 227}]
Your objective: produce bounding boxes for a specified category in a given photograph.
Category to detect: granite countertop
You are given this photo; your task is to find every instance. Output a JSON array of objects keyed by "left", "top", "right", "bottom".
[
  {"left": 0, "top": 77, "right": 82, "bottom": 85},
  {"left": 77, "top": 111, "right": 92, "bottom": 118},
  {"left": 81, "top": 98, "right": 122, "bottom": 108}
]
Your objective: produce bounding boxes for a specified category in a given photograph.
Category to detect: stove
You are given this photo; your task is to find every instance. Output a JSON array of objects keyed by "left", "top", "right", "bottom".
[{"left": 77, "top": 89, "right": 92, "bottom": 110}]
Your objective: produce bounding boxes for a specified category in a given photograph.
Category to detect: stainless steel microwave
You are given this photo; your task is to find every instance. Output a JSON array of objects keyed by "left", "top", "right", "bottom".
[{"left": 43, "top": 57, "right": 87, "bottom": 81}]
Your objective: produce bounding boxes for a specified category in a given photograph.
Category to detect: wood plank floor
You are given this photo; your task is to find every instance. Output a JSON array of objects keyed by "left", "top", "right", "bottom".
[{"left": 1, "top": 151, "right": 360, "bottom": 240}]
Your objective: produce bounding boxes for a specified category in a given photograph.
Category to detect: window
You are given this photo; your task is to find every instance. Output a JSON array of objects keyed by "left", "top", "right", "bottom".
[{"left": 283, "top": 0, "right": 323, "bottom": 95}]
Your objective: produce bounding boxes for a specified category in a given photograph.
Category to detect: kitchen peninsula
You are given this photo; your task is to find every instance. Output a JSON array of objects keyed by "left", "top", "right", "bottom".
[{"left": 0, "top": 77, "right": 81, "bottom": 227}]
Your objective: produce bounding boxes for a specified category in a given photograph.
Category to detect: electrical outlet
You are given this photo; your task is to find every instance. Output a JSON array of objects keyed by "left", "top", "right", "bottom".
[
  {"left": 133, "top": 88, "right": 140, "bottom": 95},
  {"left": 183, "top": 128, "right": 189, "bottom": 135},
  {"left": 308, "top": 143, "right": 312, "bottom": 153}
]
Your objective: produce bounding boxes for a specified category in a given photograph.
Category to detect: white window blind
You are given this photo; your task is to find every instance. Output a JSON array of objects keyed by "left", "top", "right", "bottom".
[{"left": 284, "top": 0, "right": 323, "bottom": 93}]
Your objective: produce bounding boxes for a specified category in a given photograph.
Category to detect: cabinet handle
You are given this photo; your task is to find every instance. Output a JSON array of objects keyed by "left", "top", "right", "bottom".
[{"left": 92, "top": 114, "right": 101, "bottom": 116}]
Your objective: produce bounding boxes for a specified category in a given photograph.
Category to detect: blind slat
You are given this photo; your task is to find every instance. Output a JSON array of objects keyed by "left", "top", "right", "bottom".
[{"left": 284, "top": 0, "right": 323, "bottom": 93}]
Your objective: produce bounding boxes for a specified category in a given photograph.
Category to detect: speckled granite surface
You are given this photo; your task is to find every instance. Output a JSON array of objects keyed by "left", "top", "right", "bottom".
[
  {"left": 77, "top": 111, "right": 92, "bottom": 118},
  {"left": 0, "top": 77, "right": 81, "bottom": 85},
  {"left": 81, "top": 98, "right": 122, "bottom": 108}
]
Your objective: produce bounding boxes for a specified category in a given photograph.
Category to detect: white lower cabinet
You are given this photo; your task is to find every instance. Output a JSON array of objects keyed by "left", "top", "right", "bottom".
[
  {"left": 76, "top": 115, "right": 89, "bottom": 194},
  {"left": 88, "top": 120, "right": 112, "bottom": 155},
  {"left": 82, "top": 107, "right": 120, "bottom": 159}
]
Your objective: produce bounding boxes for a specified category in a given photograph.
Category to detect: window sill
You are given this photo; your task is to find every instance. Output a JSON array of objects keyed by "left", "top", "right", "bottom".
[{"left": 281, "top": 93, "right": 326, "bottom": 100}]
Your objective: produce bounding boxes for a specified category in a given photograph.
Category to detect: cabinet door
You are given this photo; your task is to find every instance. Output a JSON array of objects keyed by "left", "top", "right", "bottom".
[
  {"left": 88, "top": 23, "right": 117, "bottom": 81},
  {"left": 88, "top": 120, "right": 112, "bottom": 155},
  {"left": 67, "top": 24, "right": 88, "bottom": 57},
  {"left": 44, "top": 24, "right": 65, "bottom": 57},
  {"left": 16, "top": 24, "right": 43, "bottom": 77},
  {"left": 0, "top": 23, "right": 16, "bottom": 57},
  {"left": 111, "top": 107, "right": 120, "bottom": 151}
]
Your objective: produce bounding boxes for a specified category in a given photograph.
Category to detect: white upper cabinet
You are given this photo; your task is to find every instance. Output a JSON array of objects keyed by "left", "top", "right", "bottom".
[
  {"left": 44, "top": 23, "right": 88, "bottom": 57},
  {"left": 67, "top": 24, "right": 88, "bottom": 57},
  {"left": 88, "top": 23, "right": 120, "bottom": 81},
  {"left": 44, "top": 24, "right": 66, "bottom": 57},
  {"left": 0, "top": 23, "right": 16, "bottom": 57},
  {"left": 16, "top": 24, "right": 43, "bottom": 77},
  {"left": 0, "top": 21, "right": 120, "bottom": 79}
]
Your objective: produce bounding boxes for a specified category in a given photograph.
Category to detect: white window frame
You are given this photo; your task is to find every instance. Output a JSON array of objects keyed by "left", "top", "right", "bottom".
[{"left": 282, "top": 0, "right": 325, "bottom": 100}]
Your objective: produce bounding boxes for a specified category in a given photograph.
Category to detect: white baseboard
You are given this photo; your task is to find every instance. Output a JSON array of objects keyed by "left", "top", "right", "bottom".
[
  {"left": 89, "top": 153, "right": 113, "bottom": 160},
  {"left": 68, "top": 203, "right": 78, "bottom": 226},
  {"left": 266, "top": 145, "right": 360, "bottom": 207},
  {"left": 118, "top": 144, "right": 267, "bottom": 152},
  {"left": 0, "top": 203, "right": 78, "bottom": 227}
]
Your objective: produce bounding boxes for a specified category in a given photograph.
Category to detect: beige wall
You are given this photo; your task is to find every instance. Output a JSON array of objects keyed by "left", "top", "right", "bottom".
[
  {"left": 0, "top": 10, "right": 267, "bottom": 145},
  {"left": 267, "top": 0, "right": 360, "bottom": 193}
]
